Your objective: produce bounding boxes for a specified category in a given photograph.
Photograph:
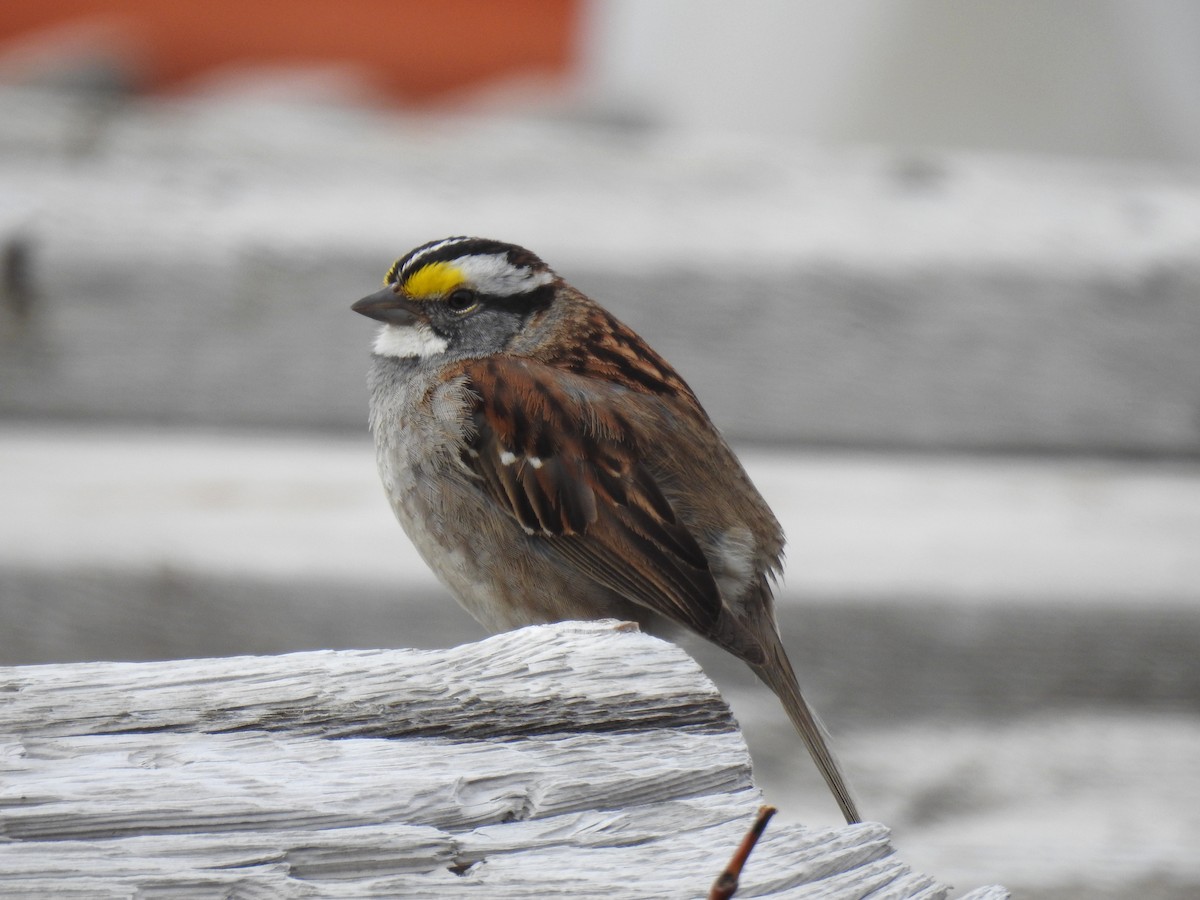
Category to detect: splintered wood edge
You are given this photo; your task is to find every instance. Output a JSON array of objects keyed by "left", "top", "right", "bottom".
[
  {"left": 0, "top": 620, "right": 1008, "bottom": 898},
  {"left": 0, "top": 619, "right": 734, "bottom": 739}
]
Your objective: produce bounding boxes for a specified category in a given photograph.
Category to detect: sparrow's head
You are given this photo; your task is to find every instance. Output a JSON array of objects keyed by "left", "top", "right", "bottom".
[{"left": 353, "top": 237, "right": 559, "bottom": 359}]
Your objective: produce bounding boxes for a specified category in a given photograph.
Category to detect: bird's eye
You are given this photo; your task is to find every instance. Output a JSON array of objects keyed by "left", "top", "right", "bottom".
[{"left": 446, "top": 289, "right": 478, "bottom": 314}]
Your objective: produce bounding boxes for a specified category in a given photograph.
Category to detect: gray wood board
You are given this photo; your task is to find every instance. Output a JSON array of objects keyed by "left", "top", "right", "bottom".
[{"left": 0, "top": 620, "right": 1006, "bottom": 898}]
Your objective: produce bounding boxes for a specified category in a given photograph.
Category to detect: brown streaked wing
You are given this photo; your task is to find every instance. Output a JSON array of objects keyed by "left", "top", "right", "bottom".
[{"left": 452, "top": 356, "right": 723, "bottom": 635}]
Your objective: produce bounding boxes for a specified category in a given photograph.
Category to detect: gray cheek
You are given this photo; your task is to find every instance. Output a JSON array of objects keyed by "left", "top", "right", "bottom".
[{"left": 446, "top": 309, "right": 524, "bottom": 356}]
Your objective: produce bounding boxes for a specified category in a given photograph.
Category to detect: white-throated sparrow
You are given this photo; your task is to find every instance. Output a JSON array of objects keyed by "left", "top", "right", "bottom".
[{"left": 353, "top": 237, "right": 860, "bottom": 824}]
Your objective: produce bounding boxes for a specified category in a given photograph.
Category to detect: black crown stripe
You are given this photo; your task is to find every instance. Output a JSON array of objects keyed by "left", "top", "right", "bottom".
[{"left": 395, "top": 237, "right": 549, "bottom": 284}]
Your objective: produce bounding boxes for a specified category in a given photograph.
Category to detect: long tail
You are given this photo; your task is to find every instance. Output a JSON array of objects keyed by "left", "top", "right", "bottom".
[{"left": 751, "top": 637, "right": 861, "bottom": 824}]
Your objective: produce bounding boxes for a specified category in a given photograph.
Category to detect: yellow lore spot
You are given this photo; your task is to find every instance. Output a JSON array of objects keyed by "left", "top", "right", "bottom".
[{"left": 403, "top": 262, "right": 466, "bottom": 299}]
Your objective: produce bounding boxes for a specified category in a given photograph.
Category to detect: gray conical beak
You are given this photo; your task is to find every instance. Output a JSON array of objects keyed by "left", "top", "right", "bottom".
[{"left": 352, "top": 287, "right": 420, "bottom": 325}]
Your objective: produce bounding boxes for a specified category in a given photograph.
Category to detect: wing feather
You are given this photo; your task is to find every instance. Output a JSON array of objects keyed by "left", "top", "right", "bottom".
[{"left": 454, "top": 356, "right": 722, "bottom": 634}]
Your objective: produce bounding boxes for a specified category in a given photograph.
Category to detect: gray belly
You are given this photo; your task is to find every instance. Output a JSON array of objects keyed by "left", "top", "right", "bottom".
[
  {"left": 368, "top": 364, "right": 642, "bottom": 633},
  {"left": 382, "top": 450, "right": 645, "bottom": 631}
]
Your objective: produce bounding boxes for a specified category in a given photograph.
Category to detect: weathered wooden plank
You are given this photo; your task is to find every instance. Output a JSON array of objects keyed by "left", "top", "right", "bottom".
[
  {"left": 2, "top": 730, "right": 752, "bottom": 839},
  {"left": 0, "top": 621, "right": 1008, "bottom": 898},
  {"left": 0, "top": 620, "right": 730, "bottom": 739}
]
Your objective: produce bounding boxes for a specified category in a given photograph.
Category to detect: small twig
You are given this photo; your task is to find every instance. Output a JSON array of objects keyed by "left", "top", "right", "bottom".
[{"left": 707, "top": 805, "right": 777, "bottom": 900}]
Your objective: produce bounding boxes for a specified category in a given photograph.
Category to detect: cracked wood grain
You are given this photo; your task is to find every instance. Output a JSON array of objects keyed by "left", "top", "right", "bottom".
[{"left": 0, "top": 620, "right": 1007, "bottom": 898}]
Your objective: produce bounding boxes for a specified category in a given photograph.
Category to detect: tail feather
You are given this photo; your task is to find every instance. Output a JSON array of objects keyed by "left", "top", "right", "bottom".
[{"left": 751, "top": 638, "right": 861, "bottom": 824}]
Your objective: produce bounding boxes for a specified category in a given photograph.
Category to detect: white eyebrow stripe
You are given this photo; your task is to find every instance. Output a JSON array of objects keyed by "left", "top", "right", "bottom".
[{"left": 454, "top": 254, "right": 554, "bottom": 296}]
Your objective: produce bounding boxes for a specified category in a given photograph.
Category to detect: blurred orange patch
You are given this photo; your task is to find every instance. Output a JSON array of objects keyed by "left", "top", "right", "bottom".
[{"left": 0, "top": 0, "right": 580, "bottom": 102}]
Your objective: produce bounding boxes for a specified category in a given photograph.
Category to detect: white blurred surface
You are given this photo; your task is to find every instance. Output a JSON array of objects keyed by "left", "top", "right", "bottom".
[
  {"left": 583, "top": 0, "right": 1200, "bottom": 164},
  {"left": 3, "top": 425, "right": 1199, "bottom": 603}
]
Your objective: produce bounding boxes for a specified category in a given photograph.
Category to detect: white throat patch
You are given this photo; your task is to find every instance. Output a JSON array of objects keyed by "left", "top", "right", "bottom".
[{"left": 372, "top": 323, "right": 449, "bottom": 359}]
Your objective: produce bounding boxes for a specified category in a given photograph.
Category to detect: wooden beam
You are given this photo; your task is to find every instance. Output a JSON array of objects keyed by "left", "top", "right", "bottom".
[{"left": 0, "top": 620, "right": 1007, "bottom": 897}]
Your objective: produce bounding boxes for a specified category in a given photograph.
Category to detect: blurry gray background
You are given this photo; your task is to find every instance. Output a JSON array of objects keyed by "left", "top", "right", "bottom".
[{"left": 2, "top": 2, "right": 1199, "bottom": 897}]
